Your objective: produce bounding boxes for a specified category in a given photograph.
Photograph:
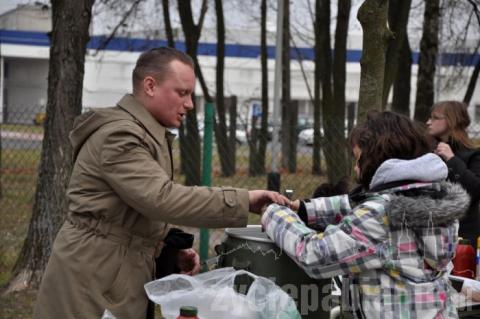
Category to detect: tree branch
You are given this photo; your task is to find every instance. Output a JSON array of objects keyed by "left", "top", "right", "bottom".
[
  {"left": 93, "top": 0, "right": 144, "bottom": 55},
  {"left": 195, "top": 0, "right": 208, "bottom": 42},
  {"left": 467, "top": 0, "right": 480, "bottom": 26},
  {"left": 290, "top": 36, "right": 315, "bottom": 104},
  {"left": 162, "top": 0, "right": 175, "bottom": 47}
]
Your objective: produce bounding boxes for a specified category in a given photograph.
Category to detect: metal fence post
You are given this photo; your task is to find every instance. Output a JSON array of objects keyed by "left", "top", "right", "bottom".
[{"left": 200, "top": 101, "right": 214, "bottom": 264}]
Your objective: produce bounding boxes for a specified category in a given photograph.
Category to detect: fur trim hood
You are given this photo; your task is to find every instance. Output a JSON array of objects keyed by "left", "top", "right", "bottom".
[{"left": 386, "top": 182, "right": 469, "bottom": 228}]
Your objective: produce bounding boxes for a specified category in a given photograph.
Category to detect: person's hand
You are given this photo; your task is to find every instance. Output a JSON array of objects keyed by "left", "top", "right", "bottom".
[
  {"left": 289, "top": 199, "right": 301, "bottom": 211},
  {"left": 248, "top": 190, "right": 291, "bottom": 214},
  {"left": 176, "top": 248, "right": 200, "bottom": 275},
  {"left": 435, "top": 142, "right": 455, "bottom": 161}
]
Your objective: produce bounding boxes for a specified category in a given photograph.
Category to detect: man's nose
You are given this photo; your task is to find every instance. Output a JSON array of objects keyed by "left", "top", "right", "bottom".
[{"left": 184, "top": 96, "right": 194, "bottom": 110}]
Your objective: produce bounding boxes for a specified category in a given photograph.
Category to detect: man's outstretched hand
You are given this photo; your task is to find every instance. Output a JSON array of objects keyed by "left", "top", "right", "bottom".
[
  {"left": 176, "top": 248, "right": 201, "bottom": 275},
  {"left": 248, "top": 190, "right": 291, "bottom": 214}
]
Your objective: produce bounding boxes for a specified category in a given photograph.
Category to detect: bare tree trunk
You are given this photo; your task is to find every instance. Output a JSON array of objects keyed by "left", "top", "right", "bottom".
[
  {"left": 0, "top": 132, "right": 2, "bottom": 198},
  {"left": 249, "top": 0, "right": 269, "bottom": 176},
  {"left": 313, "top": 0, "right": 322, "bottom": 175},
  {"left": 464, "top": 58, "right": 480, "bottom": 105},
  {"left": 316, "top": 0, "right": 335, "bottom": 181},
  {"left": 7, "top": 0, "right": 94, "bottom": 291},
  {"left": 414, "top": 0, "right": 440, "bottom": 122},
  {"left": 249, "top": 113, "right": 260, "bottom": 176},
  {"left": 330, "top": 0, "right": 351, "bottom": 183},
  {"left": 280, "top": 0, "right": 297, "bottom": 173},
  {"left": 391, "top": 36, "right": 412, "bottom": 115},
  {"left": 227, "top": 96, "right": 237, "bottom": 172},
  {"left": 382, "top": 0, "right": 411, "bottom": 108},
  {"left": 319, "top": 0, "right": 348, "bottom": 183},
  {"left": 464, "top": 0, "right": 480, "bottom": 105},
  {"left": 162, "top": 0, "right": 182, "bottom": 176},
  {"left": 357, "top": 0, "right": 391, "bottom": 121},
  {"left": 94, "top": 0, "right": 143, "bottom": 53},
  {"left": 162, "top": 0, "right": 175, "bottom": 47},
  {"left": 318, "top": 0, "right": 334, "bottom": 182},
  {"left": 214, "top": 0, "right": 234, "bottom": 177},
  {"left": 257, "top": 0, "right": 269, "bottom": 176},
  {"left": 178, "top": 0, "right": 209, "bottom": 186},
  {"left": 288, "top": 99, "right": 298, "bottom": 170}
]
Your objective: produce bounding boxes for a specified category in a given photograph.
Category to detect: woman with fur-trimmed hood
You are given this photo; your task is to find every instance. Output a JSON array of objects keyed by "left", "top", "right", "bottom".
[{"left": 262, "top": 111, "right": 469, "bottom": 319}]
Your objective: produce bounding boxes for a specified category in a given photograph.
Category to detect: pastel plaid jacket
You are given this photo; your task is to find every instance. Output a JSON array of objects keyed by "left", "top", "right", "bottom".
[{"left": 262, "top": 182, "right": 470, "bottom": 319}]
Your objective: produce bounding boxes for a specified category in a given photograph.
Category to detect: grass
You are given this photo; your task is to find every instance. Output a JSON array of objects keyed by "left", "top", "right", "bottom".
[
  {"left": 0, "top": 150, "right": 40, "bottom": 283},
  {"left": 0, "top": 148, "right": 40, "bottom": 318},
  {"left": 1, "top": 290, "right": 38, "bottom": 319},
  {"left": 0, "top": 140, "right": 330, "bottom": 318},
  {"left": 1, "top": 124, "right": 44, "bottom": 135}
]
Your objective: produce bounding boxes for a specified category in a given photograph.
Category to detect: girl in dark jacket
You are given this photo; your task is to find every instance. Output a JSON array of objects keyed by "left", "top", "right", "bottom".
[{"left": 427, "top": 100, "right": 480, "bottom": 247}]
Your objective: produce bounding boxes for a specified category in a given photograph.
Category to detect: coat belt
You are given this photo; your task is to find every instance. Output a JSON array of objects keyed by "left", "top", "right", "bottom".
[{"left": 66, "top": 213, "right": 157, "bottom": 256}]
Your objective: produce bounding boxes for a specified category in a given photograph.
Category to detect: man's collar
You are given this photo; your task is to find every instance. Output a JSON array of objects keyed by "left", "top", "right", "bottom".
[{"left": 117, "top": 94, "right": 167, "bottom": 146}]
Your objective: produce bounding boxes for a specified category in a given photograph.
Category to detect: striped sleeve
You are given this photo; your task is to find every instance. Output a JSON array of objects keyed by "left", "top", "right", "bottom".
[{"left": 261, "top": 200, "right": 389, "bottom": 279}]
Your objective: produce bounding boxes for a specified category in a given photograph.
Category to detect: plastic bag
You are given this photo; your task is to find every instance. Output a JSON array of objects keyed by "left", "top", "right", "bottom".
[{"left": 144, "top": 267, "right": 301, "bottom": 319}]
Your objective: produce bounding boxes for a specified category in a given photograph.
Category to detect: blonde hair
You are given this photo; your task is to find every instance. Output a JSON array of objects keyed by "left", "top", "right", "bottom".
[{"left": 431, "top": 100, "right": 474, "bottom": 148}]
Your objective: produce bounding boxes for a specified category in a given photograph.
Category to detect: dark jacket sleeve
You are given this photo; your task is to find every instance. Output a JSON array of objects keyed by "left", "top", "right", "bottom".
[{"left": 447, "top": 150, "right": 480, "bottom": 202}]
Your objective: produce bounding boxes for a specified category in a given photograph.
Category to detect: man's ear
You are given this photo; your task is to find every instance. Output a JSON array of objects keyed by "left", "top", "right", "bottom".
[{"left": 143, "top": 76, "right": 156, "bottom": 97}]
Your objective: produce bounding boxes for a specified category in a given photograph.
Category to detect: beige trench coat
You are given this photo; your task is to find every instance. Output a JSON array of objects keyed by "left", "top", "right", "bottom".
[{"left": 33, "top": 94, "right": 249, "bottom": 319}]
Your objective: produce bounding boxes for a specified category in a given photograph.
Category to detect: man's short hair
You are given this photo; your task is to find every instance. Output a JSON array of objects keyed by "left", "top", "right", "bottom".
[{"left": 132, "top": 47, "right": 194, "bottom": 93}]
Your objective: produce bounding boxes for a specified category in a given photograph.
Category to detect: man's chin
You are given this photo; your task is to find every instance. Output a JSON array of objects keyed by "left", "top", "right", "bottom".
[{"left": 166, "top": 121, "right": 181, "bottom": 128}]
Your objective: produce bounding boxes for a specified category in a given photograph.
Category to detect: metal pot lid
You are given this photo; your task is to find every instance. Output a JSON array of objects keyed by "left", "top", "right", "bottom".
[{"left": 224, "top": 225, "right": 273, "bottom": 243}]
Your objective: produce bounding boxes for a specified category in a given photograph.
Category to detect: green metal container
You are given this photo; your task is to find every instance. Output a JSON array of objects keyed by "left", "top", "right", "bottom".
[{"left": 216, "top": 225, "right": 332, "bottom": 319}]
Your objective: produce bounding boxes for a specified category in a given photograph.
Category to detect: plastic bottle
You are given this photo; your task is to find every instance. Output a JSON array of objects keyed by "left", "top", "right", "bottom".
[
  {"left": 452, "top": 238, "right": 476, "bottom": 279},
  {"left": 176, "top": 306, "right": 199, "bottom": 319}
]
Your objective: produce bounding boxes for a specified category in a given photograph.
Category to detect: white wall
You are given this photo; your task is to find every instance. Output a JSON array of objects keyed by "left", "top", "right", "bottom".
[
  {"left": 83, "top": 51, "right": 139, "bottom": 107},
  {"left": 0, "top": 5, "right": 51, "bottom": 32}
]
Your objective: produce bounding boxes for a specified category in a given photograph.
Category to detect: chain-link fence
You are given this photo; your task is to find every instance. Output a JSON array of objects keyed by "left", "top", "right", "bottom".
[
  {"left": 0, "top": 106, "right": 44, "bottom": 275},
  {"left": 3, "top": 105, "right": 480, "bottom": 267}
]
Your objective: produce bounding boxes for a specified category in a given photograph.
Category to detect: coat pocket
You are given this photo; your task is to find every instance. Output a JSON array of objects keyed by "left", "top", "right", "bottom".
[
  {"left": 102, "top": 249, "right": 150, "bottom": 305},
  {"left": 223, "top": 189, "right": 237, "bottom": 207}
]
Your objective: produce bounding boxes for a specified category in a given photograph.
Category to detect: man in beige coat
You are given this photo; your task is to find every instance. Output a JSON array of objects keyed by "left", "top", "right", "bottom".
[{"left": 33, "top": 47, "right": 289, "bottom": 319}]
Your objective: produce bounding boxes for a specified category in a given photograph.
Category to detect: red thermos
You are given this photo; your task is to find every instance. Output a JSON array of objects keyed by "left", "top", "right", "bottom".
[{"left": 452, "top": 239, "right": 476, "bottom": 279}]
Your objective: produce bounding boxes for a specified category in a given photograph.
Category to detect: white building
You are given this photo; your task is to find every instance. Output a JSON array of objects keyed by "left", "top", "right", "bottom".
[{"left": 0, "top": 3, "right": 478, "bottom": 125}]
